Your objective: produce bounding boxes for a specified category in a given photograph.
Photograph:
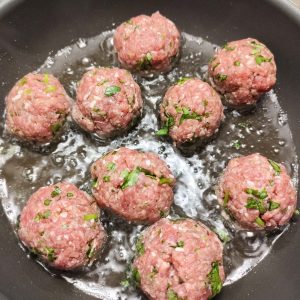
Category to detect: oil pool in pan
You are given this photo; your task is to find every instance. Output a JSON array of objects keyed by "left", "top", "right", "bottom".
[{"left": 0, "top": 28, "right": 298, "bottom": 299}]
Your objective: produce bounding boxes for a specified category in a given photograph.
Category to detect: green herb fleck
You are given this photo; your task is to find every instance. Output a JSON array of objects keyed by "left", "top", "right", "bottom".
[
  {"left": 51, "top": 186, "right": 61, "bottom": 197},
  {"left": 223, "top": 191, "right": 230, "bottom": 207},
  {"left": 245, "top": 187, "right": 268, "bottom": 199},
  {"left": 107, "top": 162, "right": 116, "bottom": 171},
  {"left": 214, "top": 228, "right": 230, "bottom": 243},
  {"left": 43, "top": 73, "right": 49, "bottom": 84},
  {"left": 104, "top": 85, "right": 121, "bottom": 97},
  {"left": 177, "top": 77, "right": 191, "bottom": 85},
  {"left": 232, "top": 140, "right": 241, "bottom": 150},
  {"left": 120, "top": 279, "right": 130, "bottom": 288},
  {"left": 294, "top": 208, "right": 300, "bottom": 216},
  {"left": 167, "top": 289, "right": 182, "bottom": 300},
  {"left": 67, "top": 192, "right": 73, "bottom": 198},
  {"left": 223, "top": 43, "right": 235, "bottom": 51},
  {"left": 255, "top": 217, "right": 265, "bottom": 227},
  {"left": 159, "top": 210, "right": 168, "bottom": 218},
  {"left": 269, "top": 200, "right": 280, "bottom": 211},
  {"left": 208, "top": 261, "right": 222, "bottom": 297},
  {"left": 215, "top": 73, "right": 227, "bottom": 81},
  {"left": 212, "top": 62, "right": 220, "bottom": 71},
  {"left": 44, "top": 199, "right": 52, "bottom": 206},
  {"left": 149, "top": 266, "right": 158, "bottom": 279},
  {"left": 255, "top": 55, "right": 272, "bottom": 65},
  {"left": 50, "top": 122, "right": 61, "bottom": 135},
  {"left": 268, "top": 159, "right": 281, "bottom": 175},
  {"left": 83, "top": 214, "right": 98, "bottom": 221},
  {"left": 246, "top": 197, "right": 267, "bottom": 214},
  {"left": 179, "top": 107, "right": 204, "bottom": 125},
  {"left": 19, "top": 77, "right": 27, "bottom": 86},
  {"left": 132, "top": 267, "right": 141, "bottom": 285},
  {"left": 97, "top": 79, "right": 109, "bottom": 86},
  {"left": 135, "top": 237, "right": 145, "bottom": 256},
  {"left": 45, "top": 85, "right": 57, "bottom": 93},
  {"left": 91, "top": 178, "right": 98, "bottom": 188},
  {"left": 34, "top": 210, "right": 51, "bottom": 222},
  {"left": 86, "top": 240, "right": 95, "bottom": 259},
  {"left": 234, "top": 60, "right": 241, "bottom": 66},
  {"left": 138, "top": 52, "right": 152, "bottom": 70},
  {"left": 44, "top": 247, "right": 56, "bottom": 262},
  {"left": 238, "top": 122, "right": 249, "bottom": 129},
  {"left": 103, "top": 175, "right": 110, "bottom": 182},
  {"left": 120, "top": 168, "right": 140, "bottom": 190},
  {"left": 159, "top": 177, "right": 174, "bottom": 185},
  {"left": 156, "top": 115, "right": 175, "bottom": 136},
  {"left": 171, "top": 240, "right": 184, "bottom": 248}
]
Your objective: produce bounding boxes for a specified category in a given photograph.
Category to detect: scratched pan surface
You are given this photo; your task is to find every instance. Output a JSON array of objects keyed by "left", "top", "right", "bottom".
[{"left": 0, "top": 0, "right": 300, "bottom": 300}]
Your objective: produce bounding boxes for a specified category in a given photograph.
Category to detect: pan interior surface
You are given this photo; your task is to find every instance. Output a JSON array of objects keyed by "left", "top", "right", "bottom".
[{"left": 0, "top": 1, "right": 299, "bottom": 300}]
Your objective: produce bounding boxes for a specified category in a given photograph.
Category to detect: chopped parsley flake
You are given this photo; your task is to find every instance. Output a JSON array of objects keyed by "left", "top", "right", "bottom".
[
  {"left": 232, "top": 140, "right": 241, "bottom": 150},
  {"left": 83, "top": 214, "right": 98, "bottom": 221},
  {"left": 103, "top": 175, "right": 110, "bottom": 182},
  {"left": 107, "top": 162, "right": 116, "bottom": 171},
  {"left": 269, "top": 200, "right": 280, "bottom": 211},
  {"left": 19, "top": 77, "right": 27, "bottom": 86},
  {"left": 246, "top": 197, "right": 267, "bottom": 214},
  {"left": 44, "top": 85, "right": 56, "bottom": 93},
  {"left": 104, "top": 85, "right": 121, "bottom": 97},
  {"left": 43, "top": 74, "right": 49, "bottom": 84},
  {"left": 51, "top": 186, "right": 61, "bottom": 197},
  {"left": 167, "top": 289, "right": 182, "bottom": 300},
  {"left": 132, "top": 267, "right": 141, "bottom": 285},
  {"left": 44, "top": 247, "right": 56, "bottom": 262},
  {"left": 159, "top": 177, "right": 174, "bottom": 185},
  {"left": 177, "top": 77, "right": 191, "bottom": 85},
  {"left": 135, "top": 237, "right": 145, "bottom": 256},
  {"left": 178, "top": 107, "right": 205, "bottom": 124},
  {"left": 50, "top": 122, "right": 61, "bottom": 135},
  {"left": 43, "top": 199, "right": 52, "bottom": 206},
  {"left": 86, "top": 240, "right": 95, "bottom": 259},
  {"left": 138, "top": 52, "right": 152, "bottom": 70},
  {"left": 223, "top": 43, "right": 235, "bottom": 51},
  {"left": 255, "top": 54, "right": 272, "bottom": 65},
  {"left": 294, "top": 208, "right": 300, "bottom": 216},
  {"left": 215, "top": 73, "right": 227, "bottom": 81},
  {"left": 156, "top": 115, "right": 175, "bottom": 136},
  {"left": 255, "top": 217, "right": 265, "bottom": 227},
  {"left": 223, "top": 191, "right": 230, "bottom": 207},
  {"left": 120, "top": 168, "right": 140, "bottom": 190},
  {"left": 91, "top": 178, "right": 98, "bottom": 188},
  {"left": 171, "top": 240, "right": 184, "bottom": 248},
  {"left": 234, "top": 60, "right": 241, "bottom": 66},
  {"left": 67, "top": 192, "right": 73, "bottom": 198},
  {"left": 34, "top": 210, "right": 51, "bottom": 222},
  {"left": 268, "top": 159, "right": 281, "bottom": 175},
  {"left": 208, "top": 261, "right": 222, "bottom": 297}
]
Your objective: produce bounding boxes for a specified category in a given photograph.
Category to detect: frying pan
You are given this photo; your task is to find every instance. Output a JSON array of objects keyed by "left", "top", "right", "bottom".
[{"left": 0, "top": 0, "right": 299, "bottom": 299}]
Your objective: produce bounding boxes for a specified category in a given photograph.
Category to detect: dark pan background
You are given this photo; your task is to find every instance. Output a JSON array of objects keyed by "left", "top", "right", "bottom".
[{"left": 0, "top": 0, "right": 299, "bottom": 299}]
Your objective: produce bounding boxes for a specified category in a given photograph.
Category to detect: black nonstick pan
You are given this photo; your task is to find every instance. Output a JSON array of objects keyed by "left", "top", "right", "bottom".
[{"left": 0, "top": 0, "right": 300, "bottom": 299}]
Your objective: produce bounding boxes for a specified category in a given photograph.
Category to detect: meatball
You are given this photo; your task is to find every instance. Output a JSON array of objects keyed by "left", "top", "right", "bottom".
[
  {"left": 72, "top": 67, "right": 142, "bottom": 137},
  {"left": 132, "top": 218, "right": 225, "bottom": 300},
  {"left": 5, "top": 73, "right": 71, "bottom": 142},
  {"left": 114, "top": 11, "right": 180, "bottom": 73},
  {"left": 217, "top": 153, "right": 297, "bottom": 230},
  {"left": 208, "top": 38, "right": 277, "bottom": 106},
  {"left": 157, "top": 78, "right": 224, "bottom": 146},
  {"left": 18, "top": 182, "right": 107, "bottom": 270},
  {"left": 90, "top": 147, "right": 175, "bottom": 223}
]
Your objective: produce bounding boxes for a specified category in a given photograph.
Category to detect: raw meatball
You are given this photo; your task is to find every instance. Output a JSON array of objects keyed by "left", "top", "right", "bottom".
[
  {"left": 72, "top": 67, "right": 142, "bottom": 137},
  {"left": 133, "top": 218, "right": 225, "bottom": 300},
  {"left": 5, "top": 73, "right": 71, "bottom": 142},
  {"left": 157, "top": 78, "right": 224, "bottom": 146},
  {"left": 114, "top": 11, "right": 180, "bottom": 73},
  {"left": 18, "top": 182, "right": 107, "bottom": 270},
  {"left": 208, "top": 38, "right": 277, "bottom": 106},
  {"left": 90, "top": 147, "right": 175, "bottom": 223},
  {"left": 217, "top": 153, "right": 297, "bottom": 230}
]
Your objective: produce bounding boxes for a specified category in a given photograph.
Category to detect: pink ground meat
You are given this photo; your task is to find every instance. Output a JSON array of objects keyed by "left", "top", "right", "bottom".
[
  {"left": 72, "top": 67, "right": 142, "bottom": 137},
  {"left": 208, "top": 38, "right": 277, "bottom": 106},
  {"left": 158, "top": 78, "right": 224, "bottom": 145},
  {"left": 5, "top": 73, "right": 71, "bottom": 142},
  {"left": 90, "top": 147, "right": 175, "bottom": 223},
  {"left": 217, "top": 153, "right": 297, "bottom": 230},
  {"left": 133, "top": 218, "right": 225, "bottom": 300},
  {"left": 114, "top": 11, "right": 180, "bottom": 72},
  {"left": 18, "top": 182, "right": 107, "bottom": 270}
]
